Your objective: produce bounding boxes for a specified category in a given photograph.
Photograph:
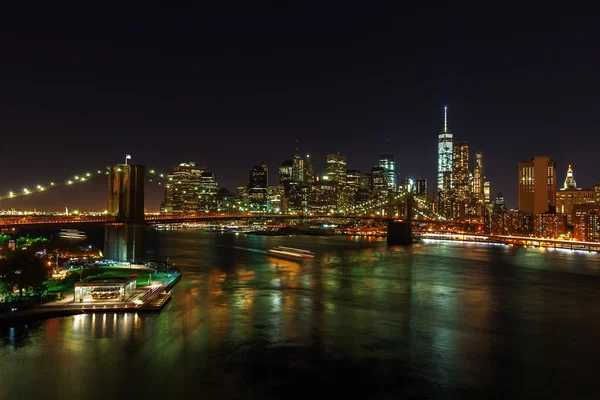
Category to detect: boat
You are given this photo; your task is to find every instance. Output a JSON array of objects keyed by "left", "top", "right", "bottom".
[{"left": 268, "top": 246, "right": 315, "bottom": 260}]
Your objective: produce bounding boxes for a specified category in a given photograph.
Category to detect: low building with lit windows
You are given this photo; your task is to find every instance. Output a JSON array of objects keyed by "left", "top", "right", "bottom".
[{"left": 74, "top": 277, "right": 137, "bottom": 302}]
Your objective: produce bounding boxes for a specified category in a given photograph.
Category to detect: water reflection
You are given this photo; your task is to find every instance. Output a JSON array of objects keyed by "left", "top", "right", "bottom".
[{"left": 2, "top": 233, "right": 600, "bottom": 398}]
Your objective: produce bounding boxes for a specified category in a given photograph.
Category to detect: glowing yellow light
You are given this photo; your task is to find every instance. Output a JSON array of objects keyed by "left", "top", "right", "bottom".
[
  {"left": 67, "top": 181, "right": 73, "bottom": 185},
  {"left": 86, "top": 173, "right": 91, "bottom": 177},
  {"left": 150, "top": 170, "right": 155, "bottom": 174},
  {"left": 50, "top": 182, "right": 55, "bottom": 186},
  {"left": 74, "top": 176, "right": 79, "bottom": 180},
  {"left": 97, "top": 170, "right": 102, "bottom": 174}
]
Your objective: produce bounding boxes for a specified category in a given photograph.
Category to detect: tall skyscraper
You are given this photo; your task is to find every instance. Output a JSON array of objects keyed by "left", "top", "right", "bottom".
[
  {"left": 279, "top": 160, "right": 293, "bottom": 185},
  {"left": 518, "top": 156, "right": 556, "bottom": 214},
  {"left": 416, "top": 178, "right": 427, "bottom": 195},
  {"left": 437, "top": 106, "right": 453, "bottom": 194},
  {"left": 473, "top": 152, "right": 484, "bottom": 200},
  {"left": 378, "top": 154, "right": 396, "bottom": 191},
  {"left": 371, "top": 167, "right": 386, "bottom": 191},
  {"left": 326, "top": 153, "right": 347, "bottom": 183},
  {"left": 248, "top": 164, "right": 268, "bottom": 212},
  {"left": 303, "top": 154, "right": 315, "bottom": 183},
  {"left": 484, "top": 181, "right": 491, "bottom": 203},
  {"left": 452, "top": 142, "right": 470, "bottom": 201},
  {"left": 292, "top": 149, "right": 304, "bottom": 183},
  {"left": 563, "top": 164, "right": 576, "bottom": 189}
]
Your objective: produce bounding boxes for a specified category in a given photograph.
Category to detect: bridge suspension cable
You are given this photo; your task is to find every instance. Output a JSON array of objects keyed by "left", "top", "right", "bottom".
[{"left": 0, "top": 165, "right": 171, "bottom": 202}]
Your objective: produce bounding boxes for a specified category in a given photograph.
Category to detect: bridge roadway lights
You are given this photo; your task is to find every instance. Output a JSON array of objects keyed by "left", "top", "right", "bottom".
[{"left": 387, "top": 220, "right": 412, "bottom": 246}]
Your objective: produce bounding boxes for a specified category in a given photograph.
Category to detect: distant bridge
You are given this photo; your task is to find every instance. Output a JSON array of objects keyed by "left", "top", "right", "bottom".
[{"left": 0, "top": 213, "right": 481, "bottom": 229}]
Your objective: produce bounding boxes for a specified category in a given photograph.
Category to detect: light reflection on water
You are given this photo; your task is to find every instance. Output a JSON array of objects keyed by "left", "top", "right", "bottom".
[{"left": 1, "top": 232, "right": 600, "bottom": 398}]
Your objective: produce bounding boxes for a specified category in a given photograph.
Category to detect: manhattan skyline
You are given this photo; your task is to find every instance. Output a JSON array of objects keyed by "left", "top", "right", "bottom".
[{"left": 2, "top": 4, "right": 599, "bottom": 210}]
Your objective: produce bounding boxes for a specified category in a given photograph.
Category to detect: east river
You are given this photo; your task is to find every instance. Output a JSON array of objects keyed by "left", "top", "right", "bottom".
[{"left": 2, "top": 231, "right": 600, "bottom": 398}]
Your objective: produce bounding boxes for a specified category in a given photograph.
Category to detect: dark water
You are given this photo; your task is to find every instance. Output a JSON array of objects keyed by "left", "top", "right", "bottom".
[{"left": 2, "top": 232, "right": 600, "bottom": 399}]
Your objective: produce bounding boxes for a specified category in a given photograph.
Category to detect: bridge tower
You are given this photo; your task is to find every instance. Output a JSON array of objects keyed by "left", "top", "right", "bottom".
[
  {"left": 387, "top": 183, "right": 413, "bottom": 245},
  {"left": 105, "top": 164, "right": 146, "bottom": 263}
]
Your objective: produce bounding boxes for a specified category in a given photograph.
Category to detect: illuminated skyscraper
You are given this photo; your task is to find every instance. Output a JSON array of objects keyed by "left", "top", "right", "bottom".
[
  {"left": 378, "top": 154, "right": 396, "bottom": 191},
  {"left": 416, "top": 178, "right": 427, "bottom": 195},
  {"left": 248, "top": 164, "right": 268, "bottom": 212},
  {"left": 452, "top": 142, "right": 470, "bottom": 200},
  {"left": 484, "top": 181, "right": 491, "bottom": 203},
  {"left": 437, "top": 106, "right": 453, "bottom": 194},
  {"left": 279, "top": 160, "right": 293, "bottom": 185},
  {"left": 473, "top": 152, "right": 484, "bottom": 200},
  {"left": 163, "top": 162, "right": 218, "bottom": 213},
  {"left": 556, "top": 165, "right": 595, "bottom": 224},
  {"left": 518, "top": 156, "right": 556, "bottom": 214},
  {"left": 292, "top": 149, "right": 304, "bottom": 183},
  {"left": 326, "top": 153, "right": 347, "bottom": 183},
  {"left": 304, "top": 154, "right": 315, "bottom": 183},
  {"left": 563, "top": 164, "right": 576, "bottom": 189}
]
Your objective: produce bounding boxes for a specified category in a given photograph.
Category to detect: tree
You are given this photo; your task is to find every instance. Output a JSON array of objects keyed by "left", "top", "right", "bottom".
[{"left": 0, "top": 250, "right": 48, "bottom": 296}]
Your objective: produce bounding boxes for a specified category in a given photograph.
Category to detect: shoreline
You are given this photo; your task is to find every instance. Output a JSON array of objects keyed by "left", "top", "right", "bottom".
[{"left": 0, "top": 271, "right": 182, "bottom": 327}]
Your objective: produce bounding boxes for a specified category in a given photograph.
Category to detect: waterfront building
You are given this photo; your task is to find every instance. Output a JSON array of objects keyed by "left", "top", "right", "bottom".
[
  {"left": 555, "top": 165, "right": 596, "bottom": 225},
  {"left": 533, "top": 213, "right": 566, "bottom": 238},
  {"left": 378, "top": 154, "right": 396, "bottom": 191},
  {"left": 573, "top": 205, "right": 600, "bottom": 241},
  {"left": 518, "top": 156, "right": 556, "bottom": 214}
]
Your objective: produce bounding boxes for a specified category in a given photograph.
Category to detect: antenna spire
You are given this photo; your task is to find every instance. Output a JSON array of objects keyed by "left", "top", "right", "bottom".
[{"left": 444, "top": 105, "right": 448, "bottom": 133}]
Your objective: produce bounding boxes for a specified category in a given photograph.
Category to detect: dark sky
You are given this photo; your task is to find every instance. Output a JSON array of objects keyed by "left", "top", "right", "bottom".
[{"left": 1, "top": 4, "right": 599, "bottom": 211}]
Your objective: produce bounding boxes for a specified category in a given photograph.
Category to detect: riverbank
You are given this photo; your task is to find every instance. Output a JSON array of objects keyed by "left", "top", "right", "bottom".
[{"left": 0, "top": 271, "right": 182, "bottom": 326}]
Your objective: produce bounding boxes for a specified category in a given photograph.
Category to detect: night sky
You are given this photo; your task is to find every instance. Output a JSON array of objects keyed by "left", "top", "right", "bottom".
[{"left": 1, "top": 5, "right": 599, "bottom": 211}]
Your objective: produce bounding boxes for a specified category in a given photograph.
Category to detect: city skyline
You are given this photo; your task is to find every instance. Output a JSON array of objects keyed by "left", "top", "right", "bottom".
[{"left": 2, "top": 5, "right": 600, "bottom": 210}]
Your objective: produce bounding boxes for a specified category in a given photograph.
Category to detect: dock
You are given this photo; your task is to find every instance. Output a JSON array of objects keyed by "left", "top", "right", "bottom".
[{"left": 0, "top": 271, "right": 182, "bottom": 326}]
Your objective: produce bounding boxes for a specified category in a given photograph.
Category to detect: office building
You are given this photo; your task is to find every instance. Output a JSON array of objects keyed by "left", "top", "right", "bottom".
[
  {"left": 518, "top": 156, "right": 556, "bottom": 214},
  {"left": 556, "top": 165, "right": 596, "bottom": 224},
  {"left": 267, "top": 185, "right": 285, "bottom": 213},
  {"left": 573, "top": 205, "right": 600, "bottom": 241},
  {"left": 248, "top": 164, "right": 268, "bottom": 212},
  {"left": 533, "top": 213, "right": 566, "bottom": 238},
  {"left": 198, "top": 171, "right": 219, "bottom": 212},
  {"left": 163, "top": 162, "right": 217, "bottom": 213},
  {"left": 279, "top": 160, "right": 293, "bottom": 185},
  {"left": 326, "top": 153, "right": 347, "bottom": 184},
  {"left": 292, "top": 150, "right": 304, "bottom": 183},
  {"left": 416, "top": 178, "right": 427, "bottom": 196},
  {"left": 304, "top": 155, "right": 315, "bottom": 183},
  {"left": 473, "top": 152, "right": 484, "bottom": 200},
  {"left": 484, "top": 181, "right": 491, "bottom": 203},
  {"left": 453, "top": 142, "right": 470, "bottom": 200},
  {"left": 378, "top": 154, "right": 396, "bottom": 191},
  {"left": 371, "top": 167, "right": 386, "bottom": 192}
]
